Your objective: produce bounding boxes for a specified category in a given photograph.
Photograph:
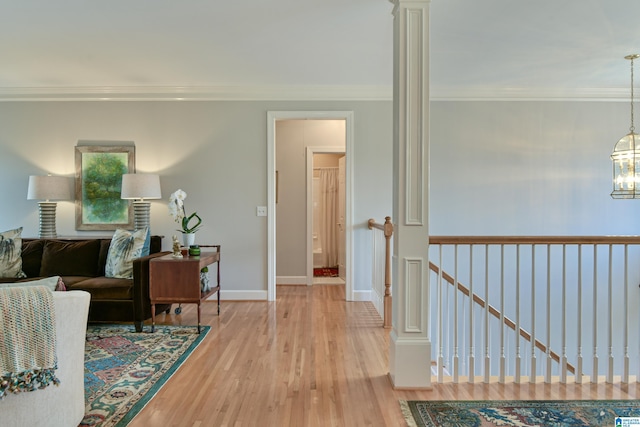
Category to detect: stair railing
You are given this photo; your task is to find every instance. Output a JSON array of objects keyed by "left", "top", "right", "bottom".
[{"left": 429, "top": 235, "right": 640, "bottom": 385}]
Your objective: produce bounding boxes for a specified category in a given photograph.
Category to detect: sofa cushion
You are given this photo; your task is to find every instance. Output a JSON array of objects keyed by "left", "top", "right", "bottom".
[
  {"left": 21, "top": 240, "right": 44, "bottom": 278},
  {"left": 40, "top": 240, "right": 101, "bottom": 277},
  {"left": 67, "top": 276, "right": 133, "bottom": 300},
  {"left": 105, "top": 228, "right": 148, "bottom": 279},
  {"left": 0, "top": 227, "right": 26, "bottom": 279}
]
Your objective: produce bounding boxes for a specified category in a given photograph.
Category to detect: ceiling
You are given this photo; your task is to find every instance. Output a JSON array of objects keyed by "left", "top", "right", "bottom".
[{"left": 1, "top": 0, "right": 639, "bottom": 100}]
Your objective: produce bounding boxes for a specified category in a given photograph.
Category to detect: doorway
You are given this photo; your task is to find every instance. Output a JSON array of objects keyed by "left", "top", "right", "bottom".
[
  {"left": 267, "top": 111, "right": 354, "bottom": 301},
  {"left": 308, "top": 149, "right": 346, "bottom": 286}
]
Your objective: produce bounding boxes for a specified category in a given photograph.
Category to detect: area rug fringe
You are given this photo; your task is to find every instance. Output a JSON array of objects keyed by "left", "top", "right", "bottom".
[{"left": 399, "top": 400, "right": 418, "bottom": 427}]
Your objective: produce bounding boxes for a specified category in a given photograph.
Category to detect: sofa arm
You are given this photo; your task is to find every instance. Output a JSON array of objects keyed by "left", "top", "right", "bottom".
[
  {"left": 2, "top": 290, "right": 91, "bottom": 427},
  {"left": 132, "top": 251, "right": 171, "bottom": 329}
]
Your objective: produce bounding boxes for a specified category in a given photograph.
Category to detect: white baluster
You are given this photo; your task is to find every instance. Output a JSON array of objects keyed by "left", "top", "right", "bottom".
[
  {"left": 453, "top": 245, "right": 459, "bottom": 384},
  {"left": 484, "top": 244, "right": 490, "bottom": 384},
  {"left": 437, "top": 245, "right": 444, "bottom": 383},
  {"left": 576, "top": 244, "right": 583, "bottom": 384},
  {"left": 530, "top": 245, "right": 537, "bottom": 384},
  {"left": 545, "top": 244, "right": 552, "bottom": 384},
  {"left": 561, "top": 244, "right": 567, "bottom": 384},
  {"left": 499, "top": 244, "right": 506, "bottom": 384},
  {"left": 607, "top": 245, "right": 614, "bottom": 384},
  {"left": 623, "top": 245, "right": 629, "bottom": 384},
  {"left": 515, "top": 244, "right": 521, "bottom": 384},
  {"left": 468, "top": 245, "right": 475, "bottom": 383},
  {"left": 592, "top": 246, "right": 598, "bottom": 384}
]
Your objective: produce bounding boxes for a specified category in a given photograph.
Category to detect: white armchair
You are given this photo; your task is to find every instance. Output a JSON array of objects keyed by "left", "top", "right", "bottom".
[{"left": 2, "top": 290, "right": 90, "bottom": 427}]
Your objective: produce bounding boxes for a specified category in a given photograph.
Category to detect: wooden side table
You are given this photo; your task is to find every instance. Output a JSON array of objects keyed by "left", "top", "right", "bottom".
[{"left": 149, "top": 247, "right": 221, "bottom": 333}]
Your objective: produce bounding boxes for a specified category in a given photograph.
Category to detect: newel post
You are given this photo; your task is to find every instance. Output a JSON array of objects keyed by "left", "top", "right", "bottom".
[{"left": 383, "top": 216, "right": 393, "bottom": 329}]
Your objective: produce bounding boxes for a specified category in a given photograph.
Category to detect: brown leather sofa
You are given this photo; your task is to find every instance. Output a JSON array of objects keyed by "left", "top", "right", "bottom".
[{"left": 0, "top": 236, "right": 170, "bottom": 332}]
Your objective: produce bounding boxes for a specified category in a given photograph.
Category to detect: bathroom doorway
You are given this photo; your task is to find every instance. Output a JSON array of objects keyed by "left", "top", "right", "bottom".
[{"left": 310, "top": 150, "right": 346, "bottom": 286}]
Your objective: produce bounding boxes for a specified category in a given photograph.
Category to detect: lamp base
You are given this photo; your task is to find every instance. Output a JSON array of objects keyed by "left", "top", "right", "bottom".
[
  {"left": 38, "top": 202, "right": 57, "bottom": 238},
  {"left": 132, "top": 201, "right": 151, "bottom": 231}
]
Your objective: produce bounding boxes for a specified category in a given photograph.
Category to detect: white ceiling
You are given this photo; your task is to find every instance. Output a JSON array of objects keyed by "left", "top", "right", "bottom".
[{"left": 1, "top": 0, "right": 639, "bottom": 100}]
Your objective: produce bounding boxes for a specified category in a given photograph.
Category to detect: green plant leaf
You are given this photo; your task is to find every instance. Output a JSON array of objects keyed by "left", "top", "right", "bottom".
[{"left": 182, "top": 212, "right": 202, "bottom": 233}]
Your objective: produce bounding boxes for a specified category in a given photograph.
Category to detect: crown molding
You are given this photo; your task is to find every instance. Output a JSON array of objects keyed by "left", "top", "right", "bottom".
[
  {"left": 430, "top": 87, "right": 631, "bottom": 102},
  {"left": 0, "top": 85, "right": 393, "bottom": 102},
  {"left": 0, "top": 85, "right": 630, "bottom": 102}
]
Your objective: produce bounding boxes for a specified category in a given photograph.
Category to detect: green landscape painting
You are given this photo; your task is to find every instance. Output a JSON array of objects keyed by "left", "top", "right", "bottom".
[
  {"left": 75, "top": 145, "right": 134, "bottom": 230},
  {"left": 82, "top": 152, "right": 128, "bottom": 223}
]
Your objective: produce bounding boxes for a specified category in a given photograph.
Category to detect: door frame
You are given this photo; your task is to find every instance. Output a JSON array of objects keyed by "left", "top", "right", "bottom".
[
  {"left": 267, "top": 111, "right": 354, "bottom": 301},
  {"left": 306, "top": 146, "right": 345, "bottom": 287}
]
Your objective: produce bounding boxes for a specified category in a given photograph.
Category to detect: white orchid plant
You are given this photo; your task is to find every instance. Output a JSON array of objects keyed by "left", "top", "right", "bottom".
[{"left": 168, "top": 189, "right": 202, "bottom": 234}]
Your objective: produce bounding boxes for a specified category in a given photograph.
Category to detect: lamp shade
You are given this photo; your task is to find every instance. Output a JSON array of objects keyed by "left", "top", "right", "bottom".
[
  {"left": 121, "top": 174, "right": 162, "bottom": 200},
  {"left": 27, "top": 175, "right": 72, "bottom": 201}
]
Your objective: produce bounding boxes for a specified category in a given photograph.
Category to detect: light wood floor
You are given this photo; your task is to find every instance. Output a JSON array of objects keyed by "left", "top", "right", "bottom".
[{"left": 129, "top": 284, "right": 640, "bottom": 427}]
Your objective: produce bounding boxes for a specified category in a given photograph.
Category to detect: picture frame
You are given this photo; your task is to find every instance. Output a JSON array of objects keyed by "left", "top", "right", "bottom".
[{"left": 75, "top": 145, "right": 135, "bottom": 230}]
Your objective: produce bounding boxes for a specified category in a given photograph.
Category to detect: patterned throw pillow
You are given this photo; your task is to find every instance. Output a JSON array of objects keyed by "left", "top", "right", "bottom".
[
  {"left": 105, "top": 227, "right": 148, "bottom": 279},
  {"left": 0, "top": 227, "right": 26, "bottom": 279},
  {"left": 141, "top": 227, "right": 151, "bottom": 257}
]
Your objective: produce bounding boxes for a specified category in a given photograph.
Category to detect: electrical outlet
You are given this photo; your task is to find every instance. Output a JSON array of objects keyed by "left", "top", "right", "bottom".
[{"left": 257, "top": 206, "right": 267, "bottom": 216}]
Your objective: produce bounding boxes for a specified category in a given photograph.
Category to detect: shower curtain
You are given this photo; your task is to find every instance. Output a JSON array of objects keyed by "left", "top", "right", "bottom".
[{"left": 319, "top": 167, "right": 339, "bottom": 267}]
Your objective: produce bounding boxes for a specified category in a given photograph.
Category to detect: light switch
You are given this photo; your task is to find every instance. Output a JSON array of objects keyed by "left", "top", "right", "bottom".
[{"left": 257, "top": 206, "right": 267, "bottom": 216}]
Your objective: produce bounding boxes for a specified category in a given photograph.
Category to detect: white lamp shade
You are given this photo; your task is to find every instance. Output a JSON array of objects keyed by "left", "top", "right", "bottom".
[
  {"left": 27, "top": 175, "right": 72, "bottom": 201},
  {"left": 121, "top": 174, "right": 162, "bottom": 200}
]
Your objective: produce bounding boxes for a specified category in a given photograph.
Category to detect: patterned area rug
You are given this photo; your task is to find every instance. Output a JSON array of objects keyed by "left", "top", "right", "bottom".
[
  {"left": 313, "top": 267, "right": 339, "bottom": 277},
  {"left": 81, "top": 324, "right": 209, "bottom": 426},
  {"left": 401, "top": 400, "right": 640, "bottom": 427}
]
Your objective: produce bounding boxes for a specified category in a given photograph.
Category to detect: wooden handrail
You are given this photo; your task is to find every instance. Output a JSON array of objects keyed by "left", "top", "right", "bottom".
[
  {"left": 430, "top": 235, "right": 640, "bottom": 245},
  {"left": 368, "top": 216, "right": 393, "bottom": 328},
  {"left": 428, "top": 261, "right": 576, "bottom": 374}
]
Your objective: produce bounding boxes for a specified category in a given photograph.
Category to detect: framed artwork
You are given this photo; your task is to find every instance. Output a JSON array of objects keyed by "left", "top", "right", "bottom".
[{"left": 75, "top": 145, "right": 135, "bottom": 230}]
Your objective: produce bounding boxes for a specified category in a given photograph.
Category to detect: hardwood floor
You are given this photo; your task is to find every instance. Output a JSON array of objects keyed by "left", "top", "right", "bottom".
[{"left": 129, "top": 284, "right": 640, "bottom": 427}]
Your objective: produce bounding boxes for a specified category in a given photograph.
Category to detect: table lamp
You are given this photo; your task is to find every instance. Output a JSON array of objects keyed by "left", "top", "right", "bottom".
[
  {"left": 120, "top": 173, "right": 161, "bottom": 230},
  {"left": 27, "top": 175, "right": 72, "bottom": 238}
]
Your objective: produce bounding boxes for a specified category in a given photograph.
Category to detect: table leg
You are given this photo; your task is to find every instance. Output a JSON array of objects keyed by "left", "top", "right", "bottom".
[
  {"left": 197, "top": 303, "right": 201, "bottom": 333},
  {"left": 151, "top": 303, "right": 156, "bottom": 333}
]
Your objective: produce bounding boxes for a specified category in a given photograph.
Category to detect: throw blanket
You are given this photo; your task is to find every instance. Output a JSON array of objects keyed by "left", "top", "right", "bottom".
[{"left": 0, "top": 286, "right": 59, "bottom": 398}]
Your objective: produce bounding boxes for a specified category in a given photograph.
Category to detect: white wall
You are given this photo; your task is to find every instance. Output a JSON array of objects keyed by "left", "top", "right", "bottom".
[
  {"left": 429, "top": 101, "right": 640, "bottom": 236},
  {"left": 2, "top": 98, "right": 633, "bottom": 299},
  {"left": 0, "top": 100, "right": 393, "bottom": 298}
]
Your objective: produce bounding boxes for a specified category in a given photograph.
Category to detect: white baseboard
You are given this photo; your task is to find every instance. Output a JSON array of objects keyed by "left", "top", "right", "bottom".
[
  {"left": 203, "top": 286, "right": 367, "bottom": 301},
  {"left": 352, "top": 290, "right": 371, "bottom": 302},
  {"left": 276, "top": 276, "right": 307, "bottom": 285},
  {"left": 204, "top": 290, "right": 268, "bottom": 301}
]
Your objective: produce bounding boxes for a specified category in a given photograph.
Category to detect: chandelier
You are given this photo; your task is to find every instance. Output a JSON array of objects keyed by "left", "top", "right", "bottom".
[{"left": 611, "top": 54, "right": 640, "bottom": 198}]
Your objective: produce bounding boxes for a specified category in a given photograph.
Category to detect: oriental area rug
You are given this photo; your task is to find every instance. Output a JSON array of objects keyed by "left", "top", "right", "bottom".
[
  {"left": 401, "top": 399, "right": 640, "bottom": 427},
  {"left": 81, "top": 324, "right": 209, "bottom": 427}
]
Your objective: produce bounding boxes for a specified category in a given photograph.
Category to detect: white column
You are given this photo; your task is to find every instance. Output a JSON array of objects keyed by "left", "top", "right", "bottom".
[{"left": 389, "top": 0, "right": 431, "bottom": 389}]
